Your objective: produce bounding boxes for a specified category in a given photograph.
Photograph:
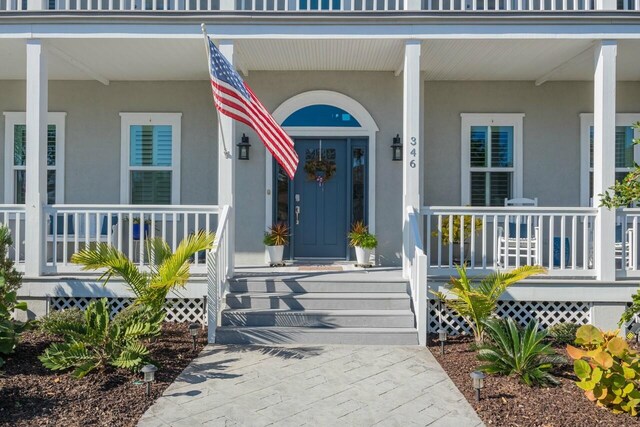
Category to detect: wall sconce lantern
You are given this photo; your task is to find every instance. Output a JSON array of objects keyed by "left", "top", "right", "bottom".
[
  {"left": 391, "top": 134, "right": 402, "bottom": 161},
  {"left": 237, "top": 133, "right": 251, "bottom": 160}
]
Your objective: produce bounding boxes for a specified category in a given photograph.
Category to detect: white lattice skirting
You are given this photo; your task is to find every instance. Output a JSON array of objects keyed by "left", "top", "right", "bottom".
[
  {"left": 428, "top": 299, "right": 592, "bottom": 335},
  {"left": 50, "top": 297, "right": 206, "bottom": 324}
]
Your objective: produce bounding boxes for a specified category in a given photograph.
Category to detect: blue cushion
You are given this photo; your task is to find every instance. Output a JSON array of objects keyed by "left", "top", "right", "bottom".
[
  {"left": 100, "top": 215, "right": 118, "bottom": 236},
  {"left": 508, "top": 223, "right": 529, "bottom": 239},
  {"left": 553, "top": 237, "right": 570, "bottom": 267}
]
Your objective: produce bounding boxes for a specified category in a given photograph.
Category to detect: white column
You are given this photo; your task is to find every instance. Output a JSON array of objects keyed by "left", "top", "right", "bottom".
[
  {"left": 24, "top": 39, "right": 48, "bottom": 277},
  {"left": 596, "top": 0, "right": 617, "bottom": 10},
  {"left": 593, "top": 40, "right": 617, "bottom": 281},
  {"left": 218, "top": 40, "right": 236, "bottom": 275},
  {"left": 27, "top": 0, "right": 46, "bottom": 10},
  {"left": 402, "top": 40, "right": 422, "bottom": 276},
  {"left": 219, "top": 0, "right": 235, "bottom": 10}
]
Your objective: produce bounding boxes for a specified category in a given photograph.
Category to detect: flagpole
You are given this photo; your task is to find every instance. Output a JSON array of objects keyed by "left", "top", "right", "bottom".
[{"left": 201, "top": 23, "right": 232, "bottom": 159}]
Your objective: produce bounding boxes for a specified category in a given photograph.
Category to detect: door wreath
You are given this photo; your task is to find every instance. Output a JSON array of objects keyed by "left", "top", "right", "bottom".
[{"left": 304, "top": 158, "right": 336, "bottom": 187}]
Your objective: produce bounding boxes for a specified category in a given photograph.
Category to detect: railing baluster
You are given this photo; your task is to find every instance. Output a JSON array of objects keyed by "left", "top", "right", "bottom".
[
  {"left": 482, "top": 214, "right": 487, "bottom": 268},
  {"left": 526, "top": 214, "right": 532, "bottom": 266},
  {"left": 634, "top": 216, "right": 639, "bottom": 270},
  {"left": 470, "top": 214, "right": 475, "bottom": 268},
  {"left": 448, "top": 215, "right": 453, "bottom": 269},
  {"left": 62, "top": 212, "right": 68, "bottom": 265},
  {"left": 560, "top": 215, "right": 566, "bottom": 270},
  {"left": 460, "top": 215, "right": 465, "bottom": 265},
  {"left": 437, "top": 215, "right": 442, "bottom": 267},
  {"left": 172, "top": 212, "right": 178, "bottom": 252},
  {"left": 582, "top": 214, "right": 588, "bottom": 270},
  {"left": 15, "top": 211, "right": 21, "bottom": 264},
  {"left": 503, "top": 214, "right": 509, "bottom": 269},
  {"left": 548, "top": 215, "right": 554, "bottom": 270},
  {"left": 571, "top": 215, "right": 577, "bottom": 269},
  {"left": 492, "top": 214, "right": 498, "bottom": 268},
  {"left": 139, "top": 211, "right": 145, "bottom": 267},
  {"left": 515, "top": 214, "right": 521, "bottom": 268}
]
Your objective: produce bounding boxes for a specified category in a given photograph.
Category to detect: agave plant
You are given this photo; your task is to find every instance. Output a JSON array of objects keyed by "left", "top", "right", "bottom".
[
  {"left": 71, "top": 231, "right": 215, "bottom": 315},
  {"left": 432, "top": 264, "right": 546, "bottom": 343},
  {"left": 39, "top": 298, "right": 162, "bottom": 378},
  {"left": 478, "top": 317, "right": 564, "bottom": 387}
]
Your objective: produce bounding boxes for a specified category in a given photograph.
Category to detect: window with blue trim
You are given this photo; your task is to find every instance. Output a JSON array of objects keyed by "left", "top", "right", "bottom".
[{"left": 282, "top": 105, "right": 361, "bottom": 127}]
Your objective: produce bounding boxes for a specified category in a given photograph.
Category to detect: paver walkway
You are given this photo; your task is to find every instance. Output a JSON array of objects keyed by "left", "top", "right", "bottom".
[{"left": 138, "top": 345, "right": 484, "bottom": 427}]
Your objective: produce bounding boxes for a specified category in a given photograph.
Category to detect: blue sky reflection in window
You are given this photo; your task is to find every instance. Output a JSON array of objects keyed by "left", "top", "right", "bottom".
[{"left": 282, "top": 104, "right": 361, "bottom": 127}]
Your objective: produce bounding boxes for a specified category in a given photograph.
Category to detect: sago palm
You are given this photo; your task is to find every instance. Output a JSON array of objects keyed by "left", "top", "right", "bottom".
[
  {"left": 432, "top": 264, "right": 546, "bottom": 343},
  {"left": 477, "top": 317, "right": 564, "bottom": 387},
  {"left": 71, "top": 230, "right": 215, "bottom": 314}
]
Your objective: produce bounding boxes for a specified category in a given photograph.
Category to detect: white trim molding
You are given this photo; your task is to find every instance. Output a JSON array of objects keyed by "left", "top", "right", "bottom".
[
  {"left": 579, "top": 113, "right": 640, "bottom": 207},
  {"left": 3, "top": 111, "right": 66, "bottom": 205},
  {"left": 266, "top": 90, "right": 379, "bottom": 242},
  {"left": 119, "top": 112, "right": 182, "bottom": 205},
  {"left": 460, "top": 113, "right": 525, "bottom": 206}
]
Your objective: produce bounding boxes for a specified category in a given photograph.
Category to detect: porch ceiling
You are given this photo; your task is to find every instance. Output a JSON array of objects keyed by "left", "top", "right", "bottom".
[{"left": 1, "top": 38, "right": 640, "bottom": 82}]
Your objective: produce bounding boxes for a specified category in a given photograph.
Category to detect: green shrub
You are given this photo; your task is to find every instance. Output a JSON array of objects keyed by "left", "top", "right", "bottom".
[
  {"left": 39, "top": 298, "right": 162, "bottom": 378},
  {"left": 548, "top": 322, "right": 580, "bottom": 346},
  {"left": 568, "top": 325, "right": 640, "bottom": 416},
  {"left": 431, "top": 265, "right": 546, "bottom": 343},
  {"left": 0, "top": 225, "right": 28, "bottom": 368},
  {"left": 478, "top": 317, "right": 564, "bottom": 387},
  {"left": 38, "top": 308, "right": 84, "bottom": 336}
]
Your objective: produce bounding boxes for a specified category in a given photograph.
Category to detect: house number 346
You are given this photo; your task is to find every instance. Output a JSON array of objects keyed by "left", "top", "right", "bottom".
[{"left": 409, "top": 137, "right": 417, "bottom": 168}]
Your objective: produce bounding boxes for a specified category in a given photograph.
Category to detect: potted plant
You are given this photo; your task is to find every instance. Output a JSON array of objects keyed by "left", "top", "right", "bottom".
[
  {"left": 348, "top": 221, "right": 377, "bottom": 267},
  {"left": 264, "top": 223, "right": 289, "bottom": 266},
  {"left": 432, "top": 215, "right": 483, "bottom": 263}
]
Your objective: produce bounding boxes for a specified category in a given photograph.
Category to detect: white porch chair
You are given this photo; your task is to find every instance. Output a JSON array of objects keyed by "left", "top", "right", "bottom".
[
  {"left": 615, "top": 223, "right": 635, "bottom": 269},
  {"left": 496, "top": 197, "right": 541, "bottom": 268}
]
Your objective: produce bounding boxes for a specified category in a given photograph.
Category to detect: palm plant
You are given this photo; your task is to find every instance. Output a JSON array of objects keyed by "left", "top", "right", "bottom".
[
  {"left": 432, "top": 264, "right": 546, "bottom": 343},
  {"left": 477, "top": 317, "right": 564, "bottom": 387},
  {"left": 263, "top": 223, "right": 290, "bottom": 246},
  {"left": 70, "top": 231, "right": 215, "bottom": 314},
  {"left": 39, "top": 298, "right": 162, "bottom": 378}
]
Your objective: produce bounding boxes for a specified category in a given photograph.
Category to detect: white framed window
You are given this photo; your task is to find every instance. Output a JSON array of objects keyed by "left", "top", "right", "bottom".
[
  {"left": 3, "top": 112, "right": 66, "bottom": 205},
  {"left": 120, "top": 113, "right": 181, "bottom": 205},
  {"left": 580, "top": 113, "right": 640, "bottom": 207},
  {"left": 461, "top": 113, "right": 524, "bottom": 206}
]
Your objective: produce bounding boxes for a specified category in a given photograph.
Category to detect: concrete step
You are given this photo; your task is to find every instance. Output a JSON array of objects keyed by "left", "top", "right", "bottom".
[
  {"left": 228, "top": 279, "right": 408, "bottom": 294},
  {"left": 221, "top": 309, "right": 415, "bottom": 328},
  {"left": 225, "top": 292, "right": 411, "bottom": 310},
  {"left": 215, "top": 326, "right": 419, "bottom": 345}
]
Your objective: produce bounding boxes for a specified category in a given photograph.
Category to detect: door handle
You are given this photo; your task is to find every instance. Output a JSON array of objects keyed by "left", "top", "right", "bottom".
[{"left": 295, "top": 206, "right": 301, "bottom": 225}]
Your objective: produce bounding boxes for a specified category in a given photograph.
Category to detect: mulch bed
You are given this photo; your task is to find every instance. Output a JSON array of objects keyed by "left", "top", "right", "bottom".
[
  {"left": 0, "top": 323, "right": 206, "bottom": 427},
  {"left": 429, "top": 334, "right": 640, "bottom": 427}
]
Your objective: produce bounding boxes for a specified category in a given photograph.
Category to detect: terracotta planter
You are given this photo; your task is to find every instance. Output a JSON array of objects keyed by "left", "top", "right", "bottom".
[
  {"left": 266, "top": 245, "right": 284, "bottom": 265},
  {"left": 355, "top": 246, "right": 372, "bottom": 266}
]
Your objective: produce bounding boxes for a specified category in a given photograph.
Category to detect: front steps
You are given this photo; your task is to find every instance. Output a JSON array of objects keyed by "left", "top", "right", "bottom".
[{"left": 215, "top": 270, "right": 419, "bottom": 345}]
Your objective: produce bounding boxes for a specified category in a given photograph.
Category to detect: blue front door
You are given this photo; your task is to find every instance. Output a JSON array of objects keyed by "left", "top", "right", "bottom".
[{"left": 293, "top": 139, "right": 347, "bottom": 258}]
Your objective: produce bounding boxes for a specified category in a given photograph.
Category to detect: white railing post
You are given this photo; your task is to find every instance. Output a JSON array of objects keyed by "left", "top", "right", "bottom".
[
  {"left": 217, "top": 41, "right": 236, "bottom": 277},
  {"left": 402, "top": 40, "right": 422, "bottom": 277},
  {"left": 24, "top": 39, "right": 48, "bottom": 277},
  {"left": 596, "top": 0, "right": 617, "bottom": 9},
  {"left": 27, "top": 0, "right": 47, "bottom": 10},
  {"left": 417, "top": 250, "right": 427, "bottom": 345},
  {"left": 593, "top": 40, "right": 617, "bottom": 281},
  {"left": 219, "top": 0, "right": 235, "bottom": 9}
]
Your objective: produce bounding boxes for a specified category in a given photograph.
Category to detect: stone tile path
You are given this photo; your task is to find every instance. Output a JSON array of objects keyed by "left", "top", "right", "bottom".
[{"left": 138, "top": 345, "right": 484, "bottom": 427}]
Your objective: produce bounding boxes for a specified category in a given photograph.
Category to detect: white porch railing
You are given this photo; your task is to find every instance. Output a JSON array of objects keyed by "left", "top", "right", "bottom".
[
  {"left": 206, "top": 204, "right": 231, "bottom": 343},
  {"left": 422, "top": 206, "right": 598, "bottom": 277},
  {"left": 0, "top": 205, "right": 26, "bottom": 271},
  {"left": 616, "top": 208, "right": 640, "bottom": 277},
  {"left": 4, "top": 0, "right": 634, "bottom": 10},
  {"left": 422, "top": 0, "right": 596, "bottom": 11},
  {"left": 406, "top": 207, "right": 427, "bottom": 345},
  {"left": 43, "top": 204, "right": 219, "bottom": 274}
]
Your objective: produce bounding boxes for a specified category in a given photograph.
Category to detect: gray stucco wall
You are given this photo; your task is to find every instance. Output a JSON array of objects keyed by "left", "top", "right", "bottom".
[
  {"left": 0, "top": 81, "right": 218, "bottom": 205},
  {"left": 424, "top": 81, "right": 640, "bottom": 207},
  {"left": 2, "top": 78, "right": 640, "bottom": 266}
]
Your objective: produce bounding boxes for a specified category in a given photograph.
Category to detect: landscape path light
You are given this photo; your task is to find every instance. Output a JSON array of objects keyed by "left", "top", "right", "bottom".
[
  {"left": 141, "top": 364, "right": 157, "bottom": 397},
  {"left": 470, "top": 370, "right": 485, "bottom": 402}
]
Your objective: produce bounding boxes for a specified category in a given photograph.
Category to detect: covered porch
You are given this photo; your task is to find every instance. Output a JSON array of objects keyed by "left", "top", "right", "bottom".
[{"left": 0, "top": 30, "right": 638, "bottom": 281}]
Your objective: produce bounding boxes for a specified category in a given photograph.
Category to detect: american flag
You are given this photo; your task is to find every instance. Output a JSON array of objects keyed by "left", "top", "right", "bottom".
[{"left": 205, "top": 37, "right": 298, "bottom": 179}]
